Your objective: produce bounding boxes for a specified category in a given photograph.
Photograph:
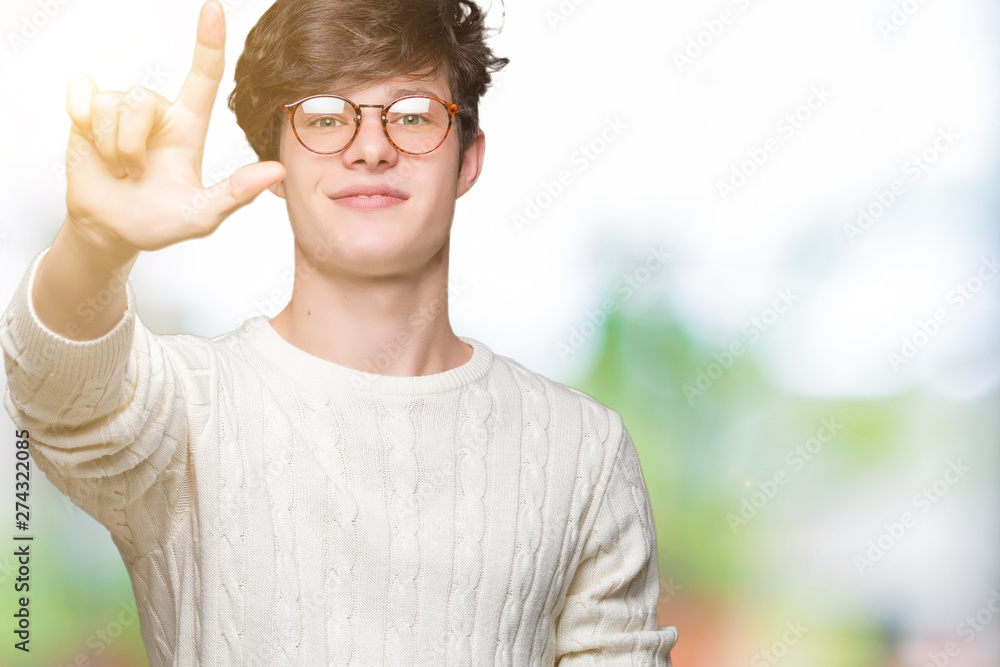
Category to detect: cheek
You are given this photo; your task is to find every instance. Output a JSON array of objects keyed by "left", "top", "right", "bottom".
[
  {"left": 424, "top": 185, "right": 459, "bottom": 233},
  {"left": 279, "top": 150, "right": 323, "bottom": 200},
  {"left": 279, "top": 166, "right": 327, "bottom": 237},
  {"left": 278, "top": 128, "right": 315, "bottom": 183},
  {"left": 418, "top": 168, "right": 457, "bottom": 216}
]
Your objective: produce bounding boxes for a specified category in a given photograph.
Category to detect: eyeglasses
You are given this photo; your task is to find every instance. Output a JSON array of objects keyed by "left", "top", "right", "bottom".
[{"left": 283, "top": 94, "right": 461, "bottom": 156}]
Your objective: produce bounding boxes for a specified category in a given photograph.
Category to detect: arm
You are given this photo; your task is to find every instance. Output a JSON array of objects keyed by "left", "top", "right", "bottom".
[
  {"left": 554, "top": 426, "right": 679, "bottom": 666},
  {"left": 1, "top": 0, "right": 282, "bottom": 553},
  {"left": 31, "top": 216, "right": 137, "bottom": 342},
  {"left": 1, "top": 246, "right": 192, "bottom": 554}
]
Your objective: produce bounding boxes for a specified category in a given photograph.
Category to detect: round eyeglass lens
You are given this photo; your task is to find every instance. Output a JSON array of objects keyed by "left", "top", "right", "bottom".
[
  {"left": 384, "top": 96, "right": 451, "bottom": 154},
  {"left": 293, "top": 96, "right": 356, "bottom": 153}
]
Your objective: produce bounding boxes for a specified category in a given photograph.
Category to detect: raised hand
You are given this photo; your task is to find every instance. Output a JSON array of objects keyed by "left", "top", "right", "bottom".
[{"left": 63, "top": 0, "right": 285, "bottom": 255}]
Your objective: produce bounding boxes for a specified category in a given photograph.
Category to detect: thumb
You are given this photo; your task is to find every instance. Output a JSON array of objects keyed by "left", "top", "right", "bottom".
[{"left": 204, "top": 161, "right": 286, "bottom": 222}]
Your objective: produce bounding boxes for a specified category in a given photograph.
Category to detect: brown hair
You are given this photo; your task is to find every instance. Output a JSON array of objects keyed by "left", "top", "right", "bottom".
[{"left": 227, "top": 0, "right": 509, "bottom": 166}]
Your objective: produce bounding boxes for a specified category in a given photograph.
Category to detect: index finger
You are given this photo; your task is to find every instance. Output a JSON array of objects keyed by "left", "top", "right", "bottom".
[{"left": 175, "top": 0, "right": 226, "bottom": 132}]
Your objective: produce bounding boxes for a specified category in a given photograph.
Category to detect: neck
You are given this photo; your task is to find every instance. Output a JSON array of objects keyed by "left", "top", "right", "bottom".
[{"left": 268, "top": 237, "right": 472, "bottom": 377}]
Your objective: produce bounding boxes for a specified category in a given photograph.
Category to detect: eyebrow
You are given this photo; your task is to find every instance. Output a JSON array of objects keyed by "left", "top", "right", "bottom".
[
  {"left": 386, "top": 86, "right": 440, "bottom": 98},
  {"left": 315, "top": 85, "right": 445, "bottom": 102}
]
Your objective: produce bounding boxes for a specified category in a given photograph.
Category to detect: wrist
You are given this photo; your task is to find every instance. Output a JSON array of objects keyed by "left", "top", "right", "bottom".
[{"left": 61, "top": 214, "right": 140, "bottom": 269}]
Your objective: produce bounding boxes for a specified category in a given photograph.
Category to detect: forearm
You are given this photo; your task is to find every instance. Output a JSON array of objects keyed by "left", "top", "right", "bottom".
[{"left": 32, "top": 215, "right": 139, "bottom": 341}]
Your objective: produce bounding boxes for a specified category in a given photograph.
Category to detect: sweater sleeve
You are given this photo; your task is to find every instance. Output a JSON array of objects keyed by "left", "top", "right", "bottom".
[
  {"left": 0, "top": 246, "right": 192, "bottom": 556},
  {"left": 554, "top": 424, "right": 679, "bottom": 666}
]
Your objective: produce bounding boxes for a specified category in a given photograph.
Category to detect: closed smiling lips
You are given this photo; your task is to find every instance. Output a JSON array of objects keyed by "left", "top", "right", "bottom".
[{"left": 330, "top": 184, "right": 408, "bottom": 210}]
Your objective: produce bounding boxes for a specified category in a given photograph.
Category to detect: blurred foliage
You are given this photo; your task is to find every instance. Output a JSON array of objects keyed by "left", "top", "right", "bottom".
[{"left": 571, "top": 298, "right": 997, "bottom": 667}]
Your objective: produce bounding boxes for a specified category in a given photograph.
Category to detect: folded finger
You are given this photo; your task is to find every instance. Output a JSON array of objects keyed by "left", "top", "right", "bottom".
[
  {"left": 117, "top": 88, "right": 169, "bottom": 176},
  {"left": 91, "top": 91, "right": 126, "bottom": 178},
  {"left": 66, "top": 72, "right": 98, "bottom": 141}
]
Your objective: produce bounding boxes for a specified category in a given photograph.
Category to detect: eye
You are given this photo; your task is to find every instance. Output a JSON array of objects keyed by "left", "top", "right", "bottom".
[
  {"left": 307, "top": 116, "right": 345, "bottom": 128},
  {"left": 396, "top": 114, "right": 425, "bottom": 126}
]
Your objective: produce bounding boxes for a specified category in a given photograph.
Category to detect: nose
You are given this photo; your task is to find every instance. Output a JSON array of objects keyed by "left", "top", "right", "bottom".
[{"left": 341, "top": 106, "right": 398, "bottom": 169}]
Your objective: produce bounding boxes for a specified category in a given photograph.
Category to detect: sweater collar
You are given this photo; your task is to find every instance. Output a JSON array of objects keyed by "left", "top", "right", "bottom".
[{"left": 241, "top": 316, "right": 494, "bottom": 395}]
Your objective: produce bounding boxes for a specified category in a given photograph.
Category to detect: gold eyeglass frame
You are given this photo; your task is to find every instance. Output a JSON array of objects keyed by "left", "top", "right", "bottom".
[{"left": 283, "top": 93, "right": 461, "bottom": 156}]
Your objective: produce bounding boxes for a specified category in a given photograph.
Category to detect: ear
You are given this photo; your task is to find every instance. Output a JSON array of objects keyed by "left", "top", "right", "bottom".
[{"left": 456, "top": 129, "right": 486, "bottom": 199}]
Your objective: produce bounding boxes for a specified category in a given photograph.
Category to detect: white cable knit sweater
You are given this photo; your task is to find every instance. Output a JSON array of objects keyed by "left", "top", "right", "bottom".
[{"left": 1, "top": 247, "right": 678, "bottom": 666}]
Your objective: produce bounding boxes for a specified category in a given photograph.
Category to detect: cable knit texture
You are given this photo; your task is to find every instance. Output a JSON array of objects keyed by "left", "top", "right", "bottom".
[{"left": 1, "top": 247, "right": 679, "bottom": 667}]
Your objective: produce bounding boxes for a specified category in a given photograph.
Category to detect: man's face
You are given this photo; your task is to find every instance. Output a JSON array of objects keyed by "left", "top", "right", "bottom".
[{"left": 269, "top": 71, "right": 484, "bottom": 279}]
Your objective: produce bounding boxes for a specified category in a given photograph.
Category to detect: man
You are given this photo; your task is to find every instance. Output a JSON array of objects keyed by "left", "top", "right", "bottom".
[{"left": 0, "top": 0, "right": 679, "bottom": 664}]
